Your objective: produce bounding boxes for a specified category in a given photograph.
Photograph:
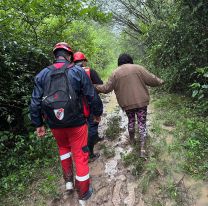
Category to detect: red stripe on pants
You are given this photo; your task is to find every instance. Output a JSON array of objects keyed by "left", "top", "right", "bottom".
[{"left": 51, "top": 124, "right": 90, "bottom": 198}]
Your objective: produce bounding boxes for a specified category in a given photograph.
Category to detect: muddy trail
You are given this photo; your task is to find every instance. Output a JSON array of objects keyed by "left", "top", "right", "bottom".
[{"left": 50, "top": 93, "right": 208, "bottom": 206}]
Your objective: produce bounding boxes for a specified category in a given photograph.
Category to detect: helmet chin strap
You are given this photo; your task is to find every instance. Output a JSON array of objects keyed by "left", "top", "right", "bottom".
[
  {"left": 63, "top": 54, "right": 72, "bottom": 62},
  {"left": 57, "top": 55, "right": 71, "bottom": 63}
]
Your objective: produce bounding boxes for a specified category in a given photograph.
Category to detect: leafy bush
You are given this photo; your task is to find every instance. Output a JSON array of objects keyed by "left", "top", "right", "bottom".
[
  {"left": 0, "top": 131, "right": 57, "bottom": 196},
  {"left": 145, "top": 1, "right": 208, "bottom": 93},
  {"left": 190, "top": 66, "right": 208, "bottom": 100},
  {"left": 117, "top": 0, "right": 208, "bottom": 110}
]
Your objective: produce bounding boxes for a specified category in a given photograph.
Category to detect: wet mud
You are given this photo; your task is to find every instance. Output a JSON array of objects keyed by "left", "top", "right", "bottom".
[{"left": 50, "top": 92, "right": 208, "bottom": 206}]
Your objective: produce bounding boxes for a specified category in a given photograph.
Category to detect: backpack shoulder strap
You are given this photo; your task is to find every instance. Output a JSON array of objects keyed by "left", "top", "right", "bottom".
[
  {"left": 66, "top": 62, "right": 74, "bottom": 69},
  {"left": 49, "top": 63, "right": 71, "bottom": 76},
  {"left": 83, "top": 67, "right": 91, "bottom": 79},
  {"left": 47, "top": 65, "right": 56, "bottom": 70}
]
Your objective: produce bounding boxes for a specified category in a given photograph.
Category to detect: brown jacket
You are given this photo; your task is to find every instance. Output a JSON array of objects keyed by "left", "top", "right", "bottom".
[{"left": 96, "top": 64, "right": 164, "bottom": 111}]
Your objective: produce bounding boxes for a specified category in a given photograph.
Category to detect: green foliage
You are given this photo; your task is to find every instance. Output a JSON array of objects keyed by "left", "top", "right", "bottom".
[
  {"left": 190, "top": 66, "right": 208, "bottom": 100},
  {"left": 122, "top": 150, "right": 146, "bottom": 176},
  {"left": 0, "top": 0, "right": 117, "bottom": 202},
  {"left": 147, "top": 1, "right": 208, "bottom": 103},
  {"left": 0, "top": 0, "right": 113, "bottom": 132},
  {"left": 117, "top": 0, "right": 208, "bottom": 112},
  {"left": 99, "top": 144, "right": 115, "bottom": 159},
  {"left": 153, "top": 93, "right": 208, "bottom": 178},
  {"left": 181, "top": 119, "right": 208, "bottom": 176},
  {"left": 105, "top": 115, "right": 121, "bottom": 140},
  {"left": 62, "top": 21, "right": 120, "bottom": 71},
  {"left": 0, "top": 41, "right": 50, "bottom": 132},
  {"left": 98, "top": 60, "right": 118, "bottom": 80},
  {"left": 0, "top": 131, "right": 58, "bottom": 197}
]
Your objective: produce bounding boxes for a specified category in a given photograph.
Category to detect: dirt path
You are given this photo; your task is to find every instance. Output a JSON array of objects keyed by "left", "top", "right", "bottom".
[
  {"left": 50, "top": 92, "right": 144, "bottom": 206},
  {"left": 50, "top": 92, "right": 208, "bottom": 206}
]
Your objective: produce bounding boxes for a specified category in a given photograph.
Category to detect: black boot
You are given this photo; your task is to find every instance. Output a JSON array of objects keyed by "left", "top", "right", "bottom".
[
  {"left": 129, "top": 131, "right": 135, "bottom": 144},
  {"left": 88, "top": 143, "right": 100, "bottom": 162}
]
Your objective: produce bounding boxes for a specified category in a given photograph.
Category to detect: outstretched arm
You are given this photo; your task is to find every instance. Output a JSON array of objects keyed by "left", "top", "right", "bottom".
[
  {"left": 95, "top": 72, "right": 115, "bottom": 94},
  {"left": 140, "top": 67, "right": 164, "bottom": 87}
]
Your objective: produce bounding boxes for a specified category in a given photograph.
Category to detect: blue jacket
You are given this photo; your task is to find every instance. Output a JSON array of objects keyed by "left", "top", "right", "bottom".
[
  {"left": 91, "top": 89, "right": 103, "bottom": 117},
  {"left": 87, "top": 90, "right": 103, "bottom": 137},
  {"left": 30, "top": 60, "right": 95, "bottom": 128}
]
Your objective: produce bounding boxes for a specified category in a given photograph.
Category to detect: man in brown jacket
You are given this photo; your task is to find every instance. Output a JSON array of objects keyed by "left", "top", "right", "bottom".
[{"left": 95, "top": 53, "right": 164, "bottom": 159}]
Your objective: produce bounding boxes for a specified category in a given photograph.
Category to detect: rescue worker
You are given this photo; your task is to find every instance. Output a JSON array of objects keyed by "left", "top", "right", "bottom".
[
  {"left": 95, "top": 53, "right": 164, "bottom": 159},
  {"left": 73, "top": 52, "right": 103, "bottom": 162},
  {"left": 30, "top": 42, "right": 97, "bottom": 205}
]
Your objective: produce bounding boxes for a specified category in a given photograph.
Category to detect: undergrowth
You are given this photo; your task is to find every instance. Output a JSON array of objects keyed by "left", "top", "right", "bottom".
[
  {"left": 105, "top": 114, "right": 121, "bottom": 140},
  {"left": 0, "top": 130, "right": 61, "bottom": 205},
  {"left": 99, "top": 144, "right": 115, "bottom": 159},
  {"left": 153, "top": 92, "right": 208, "bottom": 179}
]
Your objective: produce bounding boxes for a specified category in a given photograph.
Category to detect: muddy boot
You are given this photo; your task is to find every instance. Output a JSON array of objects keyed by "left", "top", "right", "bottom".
[
  {"left": 129, "top": 131, "right": 135, "bottom": 144},
  {"left": 64, "top": 175, "right": 74, "bottom": 192},
  {"left": 78, "top": 186, "right": 93, "bottom": 205},
  {"left": 97, "top": 136, "right": 104, "bottom": 142},
  {"left": 89, "top": 153, "right": 100, "bottom": 162}
]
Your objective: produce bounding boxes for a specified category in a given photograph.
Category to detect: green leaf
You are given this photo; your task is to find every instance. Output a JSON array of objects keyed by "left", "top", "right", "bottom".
[
  {"left": 203, "top": 73, "right": 208, "bottom": 78},
  {"left": 192, "top": 90, "right": 198, "bottom": 98},
  {"left": 198, "top": 94, "right": 204, "bottom": 100},
  {"left": 202, "top": 85, "right": 208, "bottom": 89}
]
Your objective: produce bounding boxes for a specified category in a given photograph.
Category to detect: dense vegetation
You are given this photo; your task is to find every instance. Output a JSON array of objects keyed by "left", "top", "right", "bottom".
[
  {"left": 0, "top": 0, "right": 119, "bottom": 203},
  {"left": 111, "top": 0, "right": 208, "bottom": 102},
  {"left": 0, "top": 0, "right": 207, "bottom": 204}
]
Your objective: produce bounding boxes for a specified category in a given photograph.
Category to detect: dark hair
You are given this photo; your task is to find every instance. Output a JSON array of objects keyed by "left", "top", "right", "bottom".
[
  {"left": 54, "top": 49, "right": 72, "bottom": 60},
  {"left": 118, "top": 53, "right": 133, "bottom": 66}
]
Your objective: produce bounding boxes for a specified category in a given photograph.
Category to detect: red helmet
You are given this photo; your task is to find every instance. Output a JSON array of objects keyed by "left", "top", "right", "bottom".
[
  {"left": 53, "top": 42, "right": 73, "bottom": 54},
  {"left": 73, "top": 52, "right": 88, "bottom": 62}
]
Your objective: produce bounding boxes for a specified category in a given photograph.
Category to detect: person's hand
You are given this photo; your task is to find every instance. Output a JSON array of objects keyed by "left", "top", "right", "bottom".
[
  {"left": 93, "top": 84, "right": 102, "bottom": 93},
  {"left": 93, "top": 116, "right": 101, "bottom": 123},
  {"left": 93, "top": 84, "right": 99, "bottom": 92},
  {"left": 159, "top": 79, "right": 165, "bottom": 85},
  {"left": 36, "top": 126, "right": 46, "bottom": 137}
]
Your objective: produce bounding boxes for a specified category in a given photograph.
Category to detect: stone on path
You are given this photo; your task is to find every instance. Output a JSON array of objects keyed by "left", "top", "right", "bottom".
[
  {"left": 137, "top": 197, "right": 145, "bottom": 206},
  {"left": 124, "top": 182, "right": 138, "bottom": 206},
  {"left": 112, "top": 181, "right": 123, "bottom": 206}
]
